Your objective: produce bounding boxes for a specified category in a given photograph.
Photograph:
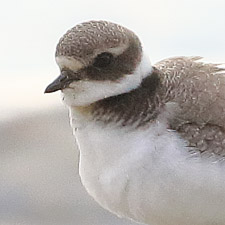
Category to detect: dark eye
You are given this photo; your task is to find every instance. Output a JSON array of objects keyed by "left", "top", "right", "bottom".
[{"left": 93, "top": 52, "right": 113, "bottom": 68}]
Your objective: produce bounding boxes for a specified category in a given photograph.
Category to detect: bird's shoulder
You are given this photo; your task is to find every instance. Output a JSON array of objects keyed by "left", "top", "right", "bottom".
[{"left": 154, "top": 56, "right": 225, "bottom": 157}]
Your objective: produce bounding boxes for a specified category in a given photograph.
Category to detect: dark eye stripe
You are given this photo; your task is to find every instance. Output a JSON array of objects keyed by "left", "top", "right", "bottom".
[{"left": 93, "top": 52, "right": 113, "bottom": 68}]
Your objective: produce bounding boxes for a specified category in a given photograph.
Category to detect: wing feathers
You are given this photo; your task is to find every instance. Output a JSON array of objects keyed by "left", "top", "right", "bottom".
[{"left": 155, "top": 57, "right": 225, "bottom": 156}]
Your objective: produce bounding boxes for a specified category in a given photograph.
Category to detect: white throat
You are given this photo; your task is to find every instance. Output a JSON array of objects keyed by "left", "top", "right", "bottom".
[{"left": 62, "top": 51, "right": 152, "bottom": 107}]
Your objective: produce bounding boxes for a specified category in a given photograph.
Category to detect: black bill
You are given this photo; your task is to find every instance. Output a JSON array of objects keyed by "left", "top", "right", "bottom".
[{"left": 44, "top": 71, "right": 74, "bottom": 93}]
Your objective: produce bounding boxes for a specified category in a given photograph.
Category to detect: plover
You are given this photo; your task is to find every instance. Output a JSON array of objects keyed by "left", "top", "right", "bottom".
[{"left": 45, "top": 20, "right": 225, "bottom": 225}]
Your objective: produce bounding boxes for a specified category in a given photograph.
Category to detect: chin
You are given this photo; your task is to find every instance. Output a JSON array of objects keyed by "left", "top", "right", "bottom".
[{"left": 61, "top": 90, "right": 93, "bottom": 107}]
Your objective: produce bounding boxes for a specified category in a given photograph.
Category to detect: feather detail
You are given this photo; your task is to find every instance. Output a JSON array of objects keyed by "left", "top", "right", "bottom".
[{"left": 155, "top": 56, "right": 225, "bottom": 157}]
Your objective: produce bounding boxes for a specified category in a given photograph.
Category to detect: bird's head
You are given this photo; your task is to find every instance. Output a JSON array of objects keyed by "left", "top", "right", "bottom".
[{"left": 45, "top": 20, "right": 152, "bottom": 106}]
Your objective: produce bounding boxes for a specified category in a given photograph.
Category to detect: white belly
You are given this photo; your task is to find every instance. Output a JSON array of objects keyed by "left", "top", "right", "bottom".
[{"left": 70, "top": 108, "right": 225, "bottom": 225}]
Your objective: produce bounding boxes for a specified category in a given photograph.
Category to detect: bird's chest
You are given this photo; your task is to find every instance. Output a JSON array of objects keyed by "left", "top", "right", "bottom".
[
  {"left": 70, "top": 112, "right": 225, "bottom": 225},
  {"left": 74, "top": 121, "right": 148, "bottom": 215},
  {"left": 70, "top": 113, "right": 183, "bottom": 219}
]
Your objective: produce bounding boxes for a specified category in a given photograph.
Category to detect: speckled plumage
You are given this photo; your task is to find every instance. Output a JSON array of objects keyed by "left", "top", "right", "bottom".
[
  {"left": 56, "top": 21, "right": 140, "bottom": 66},
  {"left": 54, "top": 21, "right": 142, "bottom": 81},
  {"left": 155, "top": 57, "right": 225, "bottom": 158}
]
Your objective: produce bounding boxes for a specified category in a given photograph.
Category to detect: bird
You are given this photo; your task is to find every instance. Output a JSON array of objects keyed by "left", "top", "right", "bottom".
[{"left": 45, "top": 20, "right": 225, "bottom": 225}]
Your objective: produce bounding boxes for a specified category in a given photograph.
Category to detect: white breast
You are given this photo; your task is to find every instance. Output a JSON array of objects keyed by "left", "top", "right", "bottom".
[{"left": 69, "top": 107, "right": 225, "bottom": 225}]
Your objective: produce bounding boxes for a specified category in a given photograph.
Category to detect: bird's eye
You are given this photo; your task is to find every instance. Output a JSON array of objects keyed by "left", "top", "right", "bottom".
[{"left": 93, "top": 52, "right": 113, "bottom": 68}]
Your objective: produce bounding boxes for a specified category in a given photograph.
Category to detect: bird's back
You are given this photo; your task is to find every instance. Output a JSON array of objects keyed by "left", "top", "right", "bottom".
[{"left": 155, "top": 57, "right": 225, "bottom": 158}]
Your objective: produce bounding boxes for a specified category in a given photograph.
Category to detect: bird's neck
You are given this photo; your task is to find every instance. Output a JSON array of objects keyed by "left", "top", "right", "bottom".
[{"left": 70, "top": 68, "right": 166, "bottom": 129}]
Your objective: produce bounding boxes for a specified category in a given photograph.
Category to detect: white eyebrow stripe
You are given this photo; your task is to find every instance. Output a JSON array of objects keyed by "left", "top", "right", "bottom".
[
  {"left": 106, "top": 43, "right": 129, "bottom": 56},
  {"left": 56, "top": 56, "right": 84, "bottom": 71}
]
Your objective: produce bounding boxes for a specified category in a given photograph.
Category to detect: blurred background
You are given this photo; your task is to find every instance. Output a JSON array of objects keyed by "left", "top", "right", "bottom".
[{"left": 0, "top": 0, "right": 225, "bottom": 224}]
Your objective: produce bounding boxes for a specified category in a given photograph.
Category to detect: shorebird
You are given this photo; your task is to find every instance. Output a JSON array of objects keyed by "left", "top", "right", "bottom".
[{"left": 45, "top": 20, "right": 225, "bottom": 225}]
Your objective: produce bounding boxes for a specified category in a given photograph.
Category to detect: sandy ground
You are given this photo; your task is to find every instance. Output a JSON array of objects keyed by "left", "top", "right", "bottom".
[{"left": 0, "top": 107, "right": 139, "bottom": 225}]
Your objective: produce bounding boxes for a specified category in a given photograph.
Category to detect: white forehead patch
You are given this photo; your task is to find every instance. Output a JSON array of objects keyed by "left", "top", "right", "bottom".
[
  {"left": 56, "top": 56, "right": 84, "bottom": 71},
  {"left": 106, "top": 43, "right": 129, "bottom": 56}
]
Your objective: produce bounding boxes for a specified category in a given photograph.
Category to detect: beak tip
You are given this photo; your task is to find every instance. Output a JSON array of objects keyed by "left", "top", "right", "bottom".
[
  {"left": 44, "top": 83, "right": 60, "bottom": 94},
  {"left": 45, "top": 74, "right": 67, "bottom": 94},
  {"left": 44, "top": 86, "right": 52, "bottom": 94}
]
